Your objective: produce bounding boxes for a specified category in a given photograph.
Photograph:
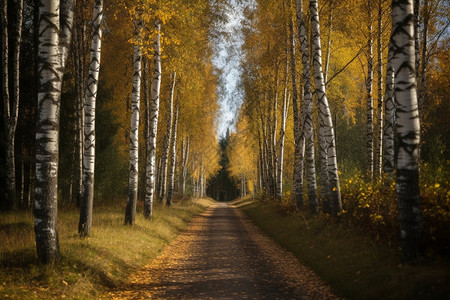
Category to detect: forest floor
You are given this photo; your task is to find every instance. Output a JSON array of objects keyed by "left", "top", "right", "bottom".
[
  {"left": 0, "top": 198, "right": 214, "bottom": 299},
  {"left": 236, "top": 197, "right": 450, "bottom": 300},
  {"left": 2, "top": 198, "right": 448, "bottom": 299},
  {"left": 107, "top": 202, "right": 339, "bottom": 299}
]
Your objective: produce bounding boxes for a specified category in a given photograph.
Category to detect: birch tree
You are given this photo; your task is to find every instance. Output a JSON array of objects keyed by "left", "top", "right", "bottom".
[
  {"left": 181, "top": 136, "right": 189, "bottom": 197},
  {"left": 159, "top": 72, "right": 176, "bottom": 203},
  {"left": 271, "top": 64, "right": 279, "bottom": 198},
  {"left": 34, "top": 0, "right": 74, "bottom": 264},
  {"left": 78, "top": 0, "right": 104, "bottom": 237},
  {"left": 418, "top": 0, "right": 430, "bottom": 111},
  {"left": 144, "top": 18, "right": 161, "bottom": 219},
  {"left": 125, "top": 10, "right": 143, "bottom": 225},
  {"left": 374, "top": 0, "right": 384, "bottom": 177},
  {"left": 391, "top": 0, "right": 423, "bottom": 260},
  {"left": 73, "top": 0, "right": 89, "bottom": 206},
  {"left": 366, "top": 0, "right": 375, "bottom": 178},
  {"left": 383, "top": 48, "right": 395, "bottom": 175},
  {"left": 166, "top": 104, "right": 179, "bottom": 206},
  {"left": 296, "top": 0, "right": 318, "bottom": 213},
  {"left": 310, "top": 0, "right": 341, "bottom": 214},
  {"left": 289, "top": 15, "right": 304, "bottom": 209},
  {"left": 1, "top": 0, "right": 23, "bottom": 209},
  {"left": 276, "top": 60, "right": 289, "bottom": 201}
]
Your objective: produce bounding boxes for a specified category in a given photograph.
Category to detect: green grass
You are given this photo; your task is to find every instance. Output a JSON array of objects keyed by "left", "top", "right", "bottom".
[
  {"left": 234, "top": 197, "right": 450, "bottom": 300},
  {"left": 0, "top": 198, "right": 214, "bottom": 299}
]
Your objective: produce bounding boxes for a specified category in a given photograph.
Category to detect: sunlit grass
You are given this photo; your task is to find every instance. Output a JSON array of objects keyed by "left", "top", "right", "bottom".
[
  {"left": 0, "top": 198, "right": 214, "bottom": 299},
  {"left": 235, "top": 197, "right": 450, "bottom": 300}
]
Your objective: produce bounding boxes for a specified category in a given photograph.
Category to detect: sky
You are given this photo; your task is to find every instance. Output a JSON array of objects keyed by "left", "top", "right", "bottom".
[{"left": 213, "top": 0, "right": 252, "bottom": 138}]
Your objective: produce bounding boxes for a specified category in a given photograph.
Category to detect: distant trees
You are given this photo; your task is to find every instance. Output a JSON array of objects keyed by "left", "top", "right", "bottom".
[
  {"left": 228, "top": 0, "right": 449, "bottom": 260},
  {"left": 0, "top": 0, "right": 446, "bottom": 265},
  {"left": 0, "top": 0, "right": 223, "bottom": 262}
]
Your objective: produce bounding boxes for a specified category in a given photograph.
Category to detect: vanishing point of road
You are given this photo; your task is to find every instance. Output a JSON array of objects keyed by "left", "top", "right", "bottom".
[{"left": 109, "top": 202, "right": 340, "bottom": 299}]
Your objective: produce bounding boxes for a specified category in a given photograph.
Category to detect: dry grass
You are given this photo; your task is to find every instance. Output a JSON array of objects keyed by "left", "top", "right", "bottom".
[{"left": 0, "top": 198, "right": 214, "bottom": 299}]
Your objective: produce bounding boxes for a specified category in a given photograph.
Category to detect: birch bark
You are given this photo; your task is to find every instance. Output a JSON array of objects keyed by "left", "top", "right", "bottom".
[
  {"left": 375, "top": 0, "right": 384, "bottom": 177},
  {"left": 1, "top": 0, "right": 23, "bottom": 209},
  {"left": 310, "top": 0, "right": 341, "bottom": 214},
  {"left": 289, "top": 16, "right": 304, "bottom": 209},
  {"left": 272, "top": 67, "right": 279, "bottom": 198},
  {"left": 79, "top": 0, "right": 103, "bottom": 236},
  {"left": 276, "top": 58, "right": 289, "bottom": 201},
  {"left": 181, "top": 136, "right": 189, "bottom": 198},
  {"left": 73, "top": 4, "right": 87, "bottom": 207},
  {"left": 34, "top": 0, "right": 74, "bottom": 264},
  {"left": 366, "top": 2, "right": 374, "bottom": 178},
  {"left": 296, "top": 0, "right": 318, "bottom": 213},
  {"left": 391, "top": 0, "right": 423, "bottom": 260},
  {"left": 144, "top": 18, "right": 161, "bottom": 218},
  {"left": 167, "top": 104, "right": 179, "bottom": 206},
  {"left": 125, "top": 12, "right": 143, "bottom": 225},
  {"left": 159, "top": 72, "right": 176, "bottom": 202},
  {"left": 383, "top": 47, "right": 395, "bottom": 175},
  {"left": 418, "top": 0, "right": 429, "bottom": 112}
]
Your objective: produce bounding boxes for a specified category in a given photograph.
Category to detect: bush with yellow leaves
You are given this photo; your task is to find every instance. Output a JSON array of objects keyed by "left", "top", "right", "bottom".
[
  {"left": 339, "top": 162, "right": 450, "bottom": 254},
  {"left": 340, "top": 172, "right": 399, "bottom": 244}
]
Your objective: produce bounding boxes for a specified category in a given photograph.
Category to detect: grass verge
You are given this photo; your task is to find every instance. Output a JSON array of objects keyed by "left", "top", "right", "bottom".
[
  {"left": 234, "top": 197, "right": 450, "bottom": 300},
  {"left": 0, "top": 198, "right": 214, "bottom": 299}
]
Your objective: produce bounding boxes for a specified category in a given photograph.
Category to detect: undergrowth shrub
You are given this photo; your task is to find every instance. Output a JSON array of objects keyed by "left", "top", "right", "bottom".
[
  {"left": 340, "top": 172, "right": 399, "bottom": 244},
  {"left": 263, "top": 161, "right": 450, "bottom": 255},
  {"left": 420, "top": 161, "right": 450, "bottom": 255}
]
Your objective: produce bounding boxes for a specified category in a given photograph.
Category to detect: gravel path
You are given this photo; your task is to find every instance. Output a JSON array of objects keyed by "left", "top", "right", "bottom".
[{"left": 108, "top": 202, "right": 340, "bottom": 299}]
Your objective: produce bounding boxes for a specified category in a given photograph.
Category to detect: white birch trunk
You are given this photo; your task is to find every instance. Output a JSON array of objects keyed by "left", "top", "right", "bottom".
[
  {"left": 200, "top": 162, "right": 205, "bottom": 198},
  {"left": 34, "top": 0, "right": 62, "bottom": 264},
  {"left": 296, "top": 0, "right": 318, "bottom": 213},
  {"left": 276, "top": 59, "right": 289, "bottom": 201},
  {"left": 413, "top": 0, "right": 420, "bottom": 82},
  {"left": 310, "top": 0, "right": 341, "bottom": 214},
  {"left": 60, "top": 0, "right": 75, "bottom": 69},
  {"left": 125, "top": 14, "right": 143, "bottom": 225},
  {"left": 375, "top": 0, "right": 384, "bottom": 177},
  {"left": 383, "top": 48, "right": 395, "bottom": 175},
  {"left": 289, "top": 16, "right": 304, "bottom": 208},
  {"left": 366, "top": 4, "right": 374, "bottom": 178},
  {"left": 166, "top": 104, "right": 179, "bottom": 206},
  {"left": 324, "top": 3, "right": 332, "bottom": 84},
  {"left": 20, "top": 148, "right": 24, "bottom": 206},
  {"left": 159, "top": 72, "right": 176, "bottom": 202},
  {"left": 1, "top": 0, "right": 23, "bottom": 209},
  {"left": 418, "top": 0, "right": 429, "bottom": 113},
  {"left": 181, "top": 136, "right": 189, "bottom": 198},
  {"left": 391, "top": 0, "right": 423, "bottom": 260},
  {"left": 144, "top": 18, "right": 161, "bottom": 218},
  {"left": 258, "top": 136, "right": 264, "bottom": 191},
  {"left": 79, "top": 0, "right": 103, "bottom": 236},
  {"left": 27, "top": 161, "right": 32, "bottom": 207},
  {"left": 73, "top": 9, "right": 87, "bottom": 207},
  {"left": 272, "top": 68, "right": 279, "bottom": 197}
]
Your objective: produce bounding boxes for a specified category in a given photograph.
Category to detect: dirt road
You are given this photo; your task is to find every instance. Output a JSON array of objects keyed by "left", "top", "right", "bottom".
[{"left": 109, "top": 202, "right": 339, "bottom": 299}]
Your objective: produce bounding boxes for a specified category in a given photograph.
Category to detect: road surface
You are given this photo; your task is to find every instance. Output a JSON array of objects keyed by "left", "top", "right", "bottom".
[{"left": 109, "top": 202, "right": 339, "bottom": 299}]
